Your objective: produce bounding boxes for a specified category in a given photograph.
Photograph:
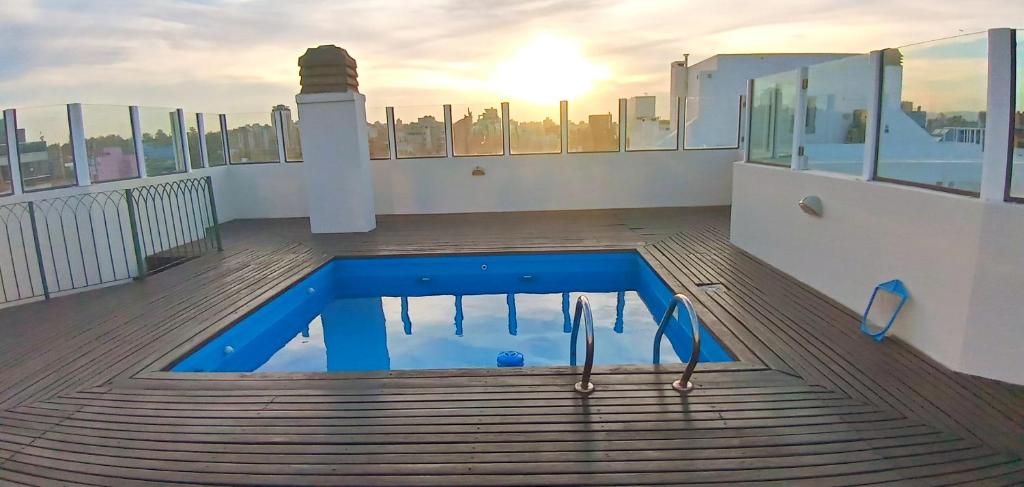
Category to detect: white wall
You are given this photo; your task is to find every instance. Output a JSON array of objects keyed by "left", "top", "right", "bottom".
[
  {"left": 372, "top": 149, "right": 736, "bottom": 214},
  {"left": 218, "top": 163, "right": 306, "bottom": 221},
  {"left": 730, "top": 162, "right": 1024, "bottom": 384}
]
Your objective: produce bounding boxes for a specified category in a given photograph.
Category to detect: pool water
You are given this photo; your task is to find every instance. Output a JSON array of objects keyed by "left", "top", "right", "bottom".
[{"left": 171, "top": 252, "right": 733, "bottom": 373}]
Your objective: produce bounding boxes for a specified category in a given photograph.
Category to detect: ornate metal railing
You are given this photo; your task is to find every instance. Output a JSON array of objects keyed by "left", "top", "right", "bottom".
[{"left": 0, "top": 176, "right": 221, "bottom": 305}]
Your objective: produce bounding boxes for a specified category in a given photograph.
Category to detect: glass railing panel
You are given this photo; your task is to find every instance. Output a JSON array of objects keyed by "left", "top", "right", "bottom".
[
  {"left": 226, "top": 112, "right": 280, "bottom": 164},
  {"left": 15, "top": 105, "right": 77, "bottom": 191},
  {"left": 394, "top": 106, "right": 446, "bottom": 158},
  {"left": 568, "top": 100, "right": 618, "bottom": 153},
  {"left": 877, "top": 32, "right": 987, "bottom": 193},
  {"left": 203, "top": 114, "right": 226, "bottom": 166},
  {"left": 82, "top": 104, "right": 138, "bottom": 183},
  {"left": 625, "top": 93, "right": 678, "bottom": 151},
  {"left": 1011, "top": 29, "right": 1024, "bottom": 200},
  {"left": 0, "top": 112, "right": 12, "bottom": 196},
  {"left": 451, "top": 104, "right": 503, "bottom": 156},
  {"left": 277, "top": 107, "right": 301, "bottom": 162},
  {"left": 509, "top": 103, "right": 560, "bottom": 154},
  {"left": 803, "top": 54, "right": 871, "bottom": 175},
  {"left": 683, "top": 96, "right": 741, "bottom": 149},
  {"left": 749, "top": 71, "right": 797, "bottom": 166},
  {"left": 138, "top": 106, "right": 185, "bottom": 177},
  {"left": 185, "top": 112, "right": 203, "bottom": 169},
  {"left": 367, "top": 107, "right": 390, "bottom": 160}
]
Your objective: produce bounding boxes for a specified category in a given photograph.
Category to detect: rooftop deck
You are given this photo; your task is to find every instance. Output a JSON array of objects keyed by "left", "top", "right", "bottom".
[{"left": 0, "top": 207, "right": 1021, "bottom": 485}]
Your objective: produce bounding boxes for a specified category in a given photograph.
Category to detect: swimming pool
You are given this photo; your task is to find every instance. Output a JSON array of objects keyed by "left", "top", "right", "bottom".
[{"left": 171, "top": 251, "right": 733, "bottom": 372}]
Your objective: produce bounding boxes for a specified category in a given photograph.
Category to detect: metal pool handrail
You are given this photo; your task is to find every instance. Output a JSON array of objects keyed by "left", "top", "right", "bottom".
[
  {"left": 569, "top": 295, "right": 595, "bottom": 394},
  {"left": 652, "top": 293, "right": 702, "bottom": 393}
]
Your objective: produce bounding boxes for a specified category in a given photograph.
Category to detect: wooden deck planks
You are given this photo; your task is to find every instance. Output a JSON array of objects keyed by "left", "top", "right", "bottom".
[{"left": 0, "top": 207, "right": 1020, "bottom": 485}]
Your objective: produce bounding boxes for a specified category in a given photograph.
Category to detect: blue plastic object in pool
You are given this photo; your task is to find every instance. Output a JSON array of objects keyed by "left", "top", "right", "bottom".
[
  {"left": 497, "top": 351, "right": 524, "bottom": 367},
  {"left": 171, "top": 251, "right": 734, "bottom": 373},
  {"left": 860, "top": 279, "right": 909, "bottom": 342}
]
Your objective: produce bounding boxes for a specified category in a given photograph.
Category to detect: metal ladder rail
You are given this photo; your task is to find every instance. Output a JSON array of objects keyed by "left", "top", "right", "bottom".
[
  {"left": 569, "top": 295, "right": 595, "bottom": 394},
  {"left": 652, "top": 293, "right": 702, "bottom": 393}
]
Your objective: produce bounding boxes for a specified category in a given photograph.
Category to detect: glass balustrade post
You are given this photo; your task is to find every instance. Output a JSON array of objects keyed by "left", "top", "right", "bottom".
[
  {"left": 3, "top": 109, "right": 24, "bottom": 194},
  {"left": 791, "top": 67, "right": 809, "bottom": 170},
  {"left": 68, "top": 104, "right": 91, "bottom": 186},
  {"left": 863, "top": 50, "right": 884, "bottom": 180},
  {"left": 980, "top": 28, "right": 1015, "bottom": 201}
]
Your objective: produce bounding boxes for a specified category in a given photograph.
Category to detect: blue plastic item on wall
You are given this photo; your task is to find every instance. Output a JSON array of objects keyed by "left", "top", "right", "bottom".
[{"left": 860, "top": 279, "right": 909, "bottom": 342}]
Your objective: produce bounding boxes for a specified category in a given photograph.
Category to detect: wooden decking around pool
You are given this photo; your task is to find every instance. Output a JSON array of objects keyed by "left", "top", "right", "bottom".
[{"left": 0, "top": 207, "right": 1021, "bottom": 486}]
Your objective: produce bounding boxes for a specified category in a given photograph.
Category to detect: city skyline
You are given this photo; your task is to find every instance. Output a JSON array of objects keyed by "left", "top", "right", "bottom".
[{"left": 1, "top": 0, "right": 1017, "bottom": 116}]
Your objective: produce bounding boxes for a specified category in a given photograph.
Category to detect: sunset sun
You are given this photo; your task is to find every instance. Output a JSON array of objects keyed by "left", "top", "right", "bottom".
[{"left": 491, "top": 34, "right": 610, "bottom": 105}]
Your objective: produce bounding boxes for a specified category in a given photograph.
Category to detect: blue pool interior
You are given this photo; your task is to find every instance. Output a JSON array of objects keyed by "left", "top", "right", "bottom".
[{"left": 171, "top": 251, "right": 734, "bottom": 372}]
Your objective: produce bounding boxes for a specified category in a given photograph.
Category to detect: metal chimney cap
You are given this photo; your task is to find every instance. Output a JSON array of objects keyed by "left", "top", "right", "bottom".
[{"left": 298, "top": 45, "right": 359, "bottom": 94}]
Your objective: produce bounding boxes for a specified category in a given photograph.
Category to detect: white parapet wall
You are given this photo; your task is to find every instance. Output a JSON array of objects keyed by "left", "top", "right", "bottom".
[
  {"left": 372, "top": 149, "right": 736, "bottom": 214},
  {"left": 219, "top": 163, "right": 307, "bottom": 221},
  {"left": 730, "top": 162, "right": 1024, "bottom": 385},
  {"left": 175, "top": 146, "right": 739, "bottom": 219}
]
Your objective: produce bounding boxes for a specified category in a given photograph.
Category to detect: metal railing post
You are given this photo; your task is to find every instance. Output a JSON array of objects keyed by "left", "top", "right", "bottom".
[
  {"left": 675, "top": 96, "right": 684, "bottom": 150},
  {"left": 26, "top": 202, "right": 50, "bottom": 299},
  {"left": 980, "top": 28, "right": 1015, "bottom": 201},
  {"left": 130, "top": 106, "right": 148, "bottom": 178},
  {"left": 791, "top": 67, "right": 809, "bottom": 170},
  {"left": 385, "top": 107, "right": 397, "bottom": 160},
  {"left": 196, "top": 113, "right": 210, "bottom": 168},
  {"left": 205, "top": 175, "right": 223, "bottom": 251},
  {"left": 743, "top": 79, "right": 754, "bottom": 162},
  {"left": 618, "top": 98, "right": 627, "bottom": 152},
  {"left": 559, "top": 100, "right": 568, "bottom": 154},
  {"left": 497, "top": 101, "right": 509, "bottom": 155},
  {"left": 177, "top": 108, "right": 193, "bottom": 172},
  {"left": 862, "top": 50, "right": 884, "bottom": 181},
  {"left": 68, "top": 103, "right": 91, "bottom": 186},
  {"left": 442, "top": 104, "right": 454, "bottom": 158},
  {"left": 124, "top": 188, "right": 148, "bottom": 279},
  {"left": 3, "top": 109, "right": 24, "bottom": 194},
  {"left": 219, "top": 114, "right": 230, "bottom": 165},
  {"left": 272, "top": 108, "right": 287, "bottom": 164},
  {"left": 652, "top": 293, "right": 702, "bottom": 393}
]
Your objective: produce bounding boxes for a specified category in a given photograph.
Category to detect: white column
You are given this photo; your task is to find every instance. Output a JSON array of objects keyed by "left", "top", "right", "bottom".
[
  {"left": 790, "top": 67, "right": 808, "bottom": 170},
  {"left": 176, "top": 108, "right": 193, "bottom": 172},
  {"left": 742, "top": 79, "right": 753, "bottom": 162},
  {"left": 559, "top": 101, "right": 568, "bottom": 154},
  {"left": 129, "top": 106, "right": 147, "bottom": 178},
  {"left": 196, "top": 113, "right": 209, "bottom": 168},
  {"left": 67, "top": 104, "right": 91, "bottom": 186},
  {"left": 442, "top": 104, "right": 453, "bottom": 158},
  {"left": 295, "top": 91, "right": 376, "bottom": 233},
  {"left": 385, "top": 107, "right": 397, "bottom": 160},
  {"left": 500, "top": 102, "right": 511, "bottom": 156},
  {"left": 618, "top": 98, "right": 627, "bottom": 152},
  {"left": 980, "top": 28, "right": 1015, "bottom": 202},
  {"left": 862, "top": 50, "right": 884, "bottom": 181},
  {"left": 3, "top": 109, "right": 24, "bottom": 194}
]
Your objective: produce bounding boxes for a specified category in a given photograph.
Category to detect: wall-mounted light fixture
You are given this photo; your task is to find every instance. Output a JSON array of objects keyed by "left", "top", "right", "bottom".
[
  {"left": 799, "top": 196, "right": 823, "bottom": 217},
  {"left": 472, "top": 166, "right": 485, "bottom": 176}
]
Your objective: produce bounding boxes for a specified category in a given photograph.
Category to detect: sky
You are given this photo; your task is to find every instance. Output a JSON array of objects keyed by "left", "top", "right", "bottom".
[{"left": 0, "top": 0, "right": 1020, "bottom": 117}]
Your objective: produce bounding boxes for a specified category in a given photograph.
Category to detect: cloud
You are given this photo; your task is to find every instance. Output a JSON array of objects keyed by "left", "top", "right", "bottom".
[{"left": 0, "top": 0, "right": 1018, "bottom": 113}]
